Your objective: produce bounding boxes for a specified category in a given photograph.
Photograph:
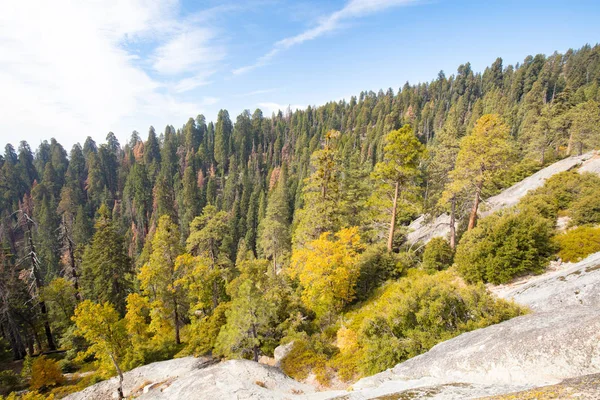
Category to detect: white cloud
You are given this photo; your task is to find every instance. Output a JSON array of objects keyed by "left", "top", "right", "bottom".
[
  {"left": 233, "top": 0, "right": 418, "bottom": 75},
  {"left": 0, "top": 0, "right": 220, "bottom": 148},
  {"left": 152, "top": 28, "right": 225, "bottom": 75},
  {"left": 234, "top": 88, "right": 279, "bottom": 97},
  {"left": 257, "top": 102, "right": 305, "bottom": 116}
]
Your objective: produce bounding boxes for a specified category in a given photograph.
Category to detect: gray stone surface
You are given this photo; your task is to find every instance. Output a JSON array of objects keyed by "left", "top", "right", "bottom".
[
  {"left": 492, "top": 251, "right": 600, "bottom": 312},
  {"left": 406, "top": 152, "right": 595, "bottom": 245}
]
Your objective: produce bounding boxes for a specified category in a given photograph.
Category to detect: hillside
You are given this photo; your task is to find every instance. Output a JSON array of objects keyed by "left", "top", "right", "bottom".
[
  {"left": 61, "top": 251, "right": 600, "bottom": 399},
  {"left": 2, "top": 44, "right": 600, "bottom": 400},
  {"left": 58, "top": 153, "right": 600, "bottom": 399}
]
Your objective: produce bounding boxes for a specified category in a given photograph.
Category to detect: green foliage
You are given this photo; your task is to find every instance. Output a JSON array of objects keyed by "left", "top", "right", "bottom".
[
  {"left": 421, "top": 237, "right": 454, "bottom": 273},
  {"left": 354, "top": 244, "right": 401, "bottom": 301},
  {"left": 570, "top": 193, "right": 600, "bottom": 226},
  {"left": 215, "top": 259, "right": 281, "bottom": 361},
  {"left": 520, "top": 171, "right": 600, "bottom": 217},
  {"left": 555, "top": 226, "right": 600, "bottom": 262},
  {"left": 30, "top": 356, "right": 64, "bottom": 391},
  {"left": 0, "top": 370, "right": 21, "bottom": 395},
  {"left": 80, "top": 205, "right": 132, "bottom": 314},
  {"left": 342, "top": 271, "right": 525, "bottom": 377},
  {"left": 455, "top": 208, "right": 556, "bottom": 284}
]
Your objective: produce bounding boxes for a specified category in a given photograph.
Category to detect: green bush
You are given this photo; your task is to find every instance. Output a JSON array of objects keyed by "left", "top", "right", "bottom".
[
  {"left": 354, "top": 244, "right": 405, "bottom": 301},
  {"left": 555, "top": 226, "right": 600, "bottom": 262},
  {"left": 0, "top": 370, "right": 21, "bottom": 395},
  {"left": 455, "top": 208, "right": 556, "bottom": 284},
  {"left": 343, "top": 270, "right": 525, "bottom": 376},
  {"left": 570, "top": 193, "right": 600, "bottom": 226},
  {"left": 421, "top": 237, "right": 454, "bottom": 273},
  {"left": 520, "top": 171, "right": 600, "bottom": 213}
]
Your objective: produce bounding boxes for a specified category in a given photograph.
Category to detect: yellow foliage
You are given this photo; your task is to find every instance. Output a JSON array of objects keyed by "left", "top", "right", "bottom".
[
  {"left": 336, "top": 326, "right": 358, "bottom": 354},
  {"left": 290, "top": 227, "right": 364, "bottom": 318},
  {"left": 30, "top": 356, "right": 64, "bottom": 391}
]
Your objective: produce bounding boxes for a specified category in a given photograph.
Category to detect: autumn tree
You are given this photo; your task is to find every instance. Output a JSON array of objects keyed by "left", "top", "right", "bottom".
[
  {"left": 290, "top": 227, "right": 364, "bottom": 321},
  {"left": 72, "top": 301, "right": 130, "bottom": 399},
  {"left": 139, "top": 215, "right": 186, "bottom": 344}
]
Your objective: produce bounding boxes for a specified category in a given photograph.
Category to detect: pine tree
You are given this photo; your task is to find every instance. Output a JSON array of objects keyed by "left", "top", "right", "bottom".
[
  {"left": 258, "top": 169, "right": 290, "bottom": 274},
  {"left": 80, "top": 205, "right": 132, "bottom": 314},
  {"left": 448, "top": 114, "right": 517, "bottom": 230},
  {"left": 371, "top": 125, "right": 425, "bottom": 251},
  {"left": 215, "top": 258, "right": 278, "bottom": 361}
]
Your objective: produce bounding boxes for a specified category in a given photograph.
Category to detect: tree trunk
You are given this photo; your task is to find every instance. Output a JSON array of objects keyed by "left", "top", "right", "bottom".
[
  {"left": 387, "top": 181, "right": 400, "bottom": 252},
  {"left": 467, "top": 182, "right": 483, "bottom": 231},
  {"left": 25, "top": 219, "right": 56, "bottom": 351},
  {"left": 110, "top": 353, "right": 125, "bottom": 399},
  {"left": 174, "top": 300, "right": 180, "bottom": 345},
  {"left": 449, "top": 195, "right": 456, "bottom": 250},
  {"left": 251, "top": 324, "right": 259, "bottom": 362}
]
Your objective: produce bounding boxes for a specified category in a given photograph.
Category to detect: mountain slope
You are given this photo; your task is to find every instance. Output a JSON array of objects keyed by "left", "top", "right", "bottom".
[{"left": 406, "top": 152, "right": 600, "bottom": 245}]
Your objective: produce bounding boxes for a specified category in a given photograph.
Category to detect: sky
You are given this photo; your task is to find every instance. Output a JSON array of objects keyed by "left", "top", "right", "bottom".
[{"left": 1, "top": 0, "right": 599, "bottom": 150}]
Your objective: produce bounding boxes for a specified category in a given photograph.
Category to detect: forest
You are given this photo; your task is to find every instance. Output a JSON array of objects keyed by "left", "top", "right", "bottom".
[{"left": 1, "top": 43, "right": 600, "bottom": 398}]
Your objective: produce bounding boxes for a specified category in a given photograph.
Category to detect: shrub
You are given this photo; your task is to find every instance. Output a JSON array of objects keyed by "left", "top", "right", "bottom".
[
  {"left": 0, "top": 370, "right": 21, "bottom": 395},
  {"left": 342, "top": 270, "right": 525, "bottom": 376},
  {"left": 30, "top": 356, "right": 65, "bottom": 391},
  {"left": 520, "top": 171, "right": 600, "bottom": 213},
  {"left": 280, "top": 335, "right": 334, "bottom": 385},
  {"left": 570, "top": 193, "right": 600, "bottom": 226},
  {"left": 421, "top": 237, "right": 454, "bottom": 273},
  {"left": 555, "top": 226, "right": 600, "bottom": 262},
  {"left": 354, "top": 244, "right": 404, "bottom": 301},
  {"left": 455, "top": 208, "right": 556, "bottom": 284}
]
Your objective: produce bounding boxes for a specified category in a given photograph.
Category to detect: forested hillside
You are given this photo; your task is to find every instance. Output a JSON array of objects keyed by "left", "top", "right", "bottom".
[{"left": 1, "top": 44, "right": 600, "bottom": 398}]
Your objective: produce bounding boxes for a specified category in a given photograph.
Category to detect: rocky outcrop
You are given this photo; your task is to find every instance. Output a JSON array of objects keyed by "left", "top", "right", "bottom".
[
  {"left": 492, "top": 251, "right": 600, "bottom": 312},
  {"left": 65, "top": 358, "right": 321, "bottom": 400},
  {"left": 406, "top": 152, "right": 597, "bottom": 245},
  {"left": 342, "top": 306, "right": 600, "bottom": 399},
  {"left": 330, "top": 252, "right": 600, "bottom": 399}
]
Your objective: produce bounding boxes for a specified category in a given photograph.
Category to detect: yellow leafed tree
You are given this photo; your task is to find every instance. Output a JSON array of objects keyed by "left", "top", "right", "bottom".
[{"left": 290, "top": 227, "right": 364, "bottom": 319}]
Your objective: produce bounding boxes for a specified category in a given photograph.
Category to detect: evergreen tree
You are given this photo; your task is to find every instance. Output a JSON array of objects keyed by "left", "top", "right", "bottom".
[
  {"left": 371, "top": 125, "right": 425, "bottom": 251},
  {"left": 80, "top": 205, "right": 132, "bottom": 314}
]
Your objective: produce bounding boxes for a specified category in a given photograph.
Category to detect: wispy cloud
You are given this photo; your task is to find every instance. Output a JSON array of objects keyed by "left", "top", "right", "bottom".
[
  {"left": 0, "top": 0, "right": 228, "bottom": 147},
  {"left": 233, "top": 0, "right": 419, "bottom": 75},
  {"left": 257, "top": 102, "right": 305, "bottom": 115},
  {"left": 235, "top": 88, "right": 280, "bottom": 97}
]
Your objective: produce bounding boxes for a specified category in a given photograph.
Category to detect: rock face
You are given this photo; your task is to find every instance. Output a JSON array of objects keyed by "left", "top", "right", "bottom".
[
  {"left": 492, "top": 251, "right": 600, "bottom": 312},
  {"left": 406, "top": 152, "right": 596, "bottom": 245},
  {"left": 344, "top": 307, "right": 600, "bottom": 399},
  {"left": 65, "top": 358, "right": 320, "bottom": 400},
  {"left": 331, "top": 252, "right": 600, "bottom": 399}
]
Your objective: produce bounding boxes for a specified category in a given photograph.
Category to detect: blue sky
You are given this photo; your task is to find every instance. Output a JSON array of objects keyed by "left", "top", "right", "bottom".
[{"left": 1, "top": 0, "right": 599, "bottom": 149}]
